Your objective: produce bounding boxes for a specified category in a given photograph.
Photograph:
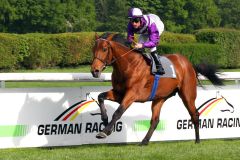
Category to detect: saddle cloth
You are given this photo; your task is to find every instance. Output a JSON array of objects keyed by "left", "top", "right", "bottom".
[{"left": 144, "top": 54, "right": 177, "bottom": 78}]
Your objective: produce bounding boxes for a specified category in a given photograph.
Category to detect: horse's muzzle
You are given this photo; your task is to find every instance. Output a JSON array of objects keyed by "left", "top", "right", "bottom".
[{"left": 91, "top": 70, "right": 101, "bottom": 78}]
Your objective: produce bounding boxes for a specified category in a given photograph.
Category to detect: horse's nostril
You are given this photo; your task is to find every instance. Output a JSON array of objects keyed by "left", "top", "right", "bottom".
[{"left": 91, "top": 69, "right": 101, "bottom": 78}]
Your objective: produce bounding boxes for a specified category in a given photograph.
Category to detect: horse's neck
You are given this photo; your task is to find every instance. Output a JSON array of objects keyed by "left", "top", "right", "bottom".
[
  {"left": 111, "top": 43, "right": 146, "bottom": 74},
  {"left": 112, "top": 44, "right": 140, "bottom": 68}
]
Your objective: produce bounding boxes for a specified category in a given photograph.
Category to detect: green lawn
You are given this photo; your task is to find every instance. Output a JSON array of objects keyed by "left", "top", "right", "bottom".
[
  {"left": 10, "top": 65, "right": 99, "bottom": 73},
  {"left": 4, "top": 65, "right": 112, "bottom": 88},
  {"left": 4, "top": 66, "right": 239, "bottom": 88},
  {"left": 0, "top": 139, "right": 239, "bottom": 160}
]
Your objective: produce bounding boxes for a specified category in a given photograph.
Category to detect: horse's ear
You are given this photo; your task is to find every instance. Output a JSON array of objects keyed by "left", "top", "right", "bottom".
[{"left": 95, "top": 32, "right": 99, "bottom": 40}]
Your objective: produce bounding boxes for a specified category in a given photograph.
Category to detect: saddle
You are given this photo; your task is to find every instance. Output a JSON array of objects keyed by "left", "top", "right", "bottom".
[{"left": 143, "top": 53, "right": 177, "bottom": 78}]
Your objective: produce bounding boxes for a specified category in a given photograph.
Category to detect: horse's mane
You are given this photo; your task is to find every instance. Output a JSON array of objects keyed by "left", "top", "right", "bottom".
[
  {"left": 100, "top": 32, "right": 130, "bottom": 48},
  {"left": 100, "top": 32, "right": 148, "bottom": 63}
]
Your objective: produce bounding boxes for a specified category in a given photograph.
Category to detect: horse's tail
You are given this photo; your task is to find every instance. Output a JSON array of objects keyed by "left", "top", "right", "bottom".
[{"left": 194, "top": 63, "right": 223, "bottom": 86}]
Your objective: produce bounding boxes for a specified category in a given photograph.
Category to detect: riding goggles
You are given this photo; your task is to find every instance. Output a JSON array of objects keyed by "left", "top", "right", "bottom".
[{"left": 130, "top": 17, "right": 141, "bottom": 23}]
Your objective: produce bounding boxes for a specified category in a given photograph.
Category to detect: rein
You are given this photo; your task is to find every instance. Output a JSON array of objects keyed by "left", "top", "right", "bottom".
[{"left": 110, "top": 47, "right": 136, "bottom": 64}]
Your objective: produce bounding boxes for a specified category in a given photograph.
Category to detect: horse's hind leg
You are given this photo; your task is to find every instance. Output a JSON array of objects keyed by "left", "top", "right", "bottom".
[
  {"left": 141, "top": 99, "right": 165, "bottom": 145},
  {"left": 98, "top": 90, "right": 123, "bottom": 126},
  {"left": 178, "top": 84, "right": 200, "bottom": 143}
]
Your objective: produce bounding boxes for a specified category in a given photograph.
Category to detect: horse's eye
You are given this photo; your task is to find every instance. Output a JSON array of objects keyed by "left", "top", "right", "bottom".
[{"left": 103, "top": 47, "right": 107, "bottom": 52}]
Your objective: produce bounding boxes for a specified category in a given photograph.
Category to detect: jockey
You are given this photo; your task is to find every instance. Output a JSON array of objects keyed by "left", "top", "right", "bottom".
[{"left": 127, "top": 7, "right": 165, "bottom": 75}]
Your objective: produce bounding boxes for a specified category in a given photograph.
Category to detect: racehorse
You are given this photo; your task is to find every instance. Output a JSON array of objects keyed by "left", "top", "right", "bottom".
[{"left": 91, "top": 33, "right": 223, "bottom": 145}]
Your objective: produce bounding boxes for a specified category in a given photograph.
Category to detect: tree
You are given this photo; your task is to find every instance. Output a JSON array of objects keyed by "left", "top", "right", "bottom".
[
  {"left": 182, "top": 0, "right": 220, "bottom": 33},
  {"left": 6, "top": 0, "right": 67, "bottom": 33},
  {"left": 95, "top": 0, "right": 129, "bottom": 32},
  {"left": 127, "top": 0, "right": 162, "bottom": 14},
  {"left": 157, "top": 0, "right": 188, "bottom": 33},
  {"left": 128, "top": 0, "right": 221, "bottom": 33},
  {"left": 73, "top": 0, "right": 97, "bottom": 31},
  {"left": 106, "top": 0, "right": 129, "bottom": 32},
  {"left": 0, "top": 0, "right": 17, "bottom": 32},
  {"left": 215, "top": 0, "right": 240, "bottom": 29},
  {"left": 0, "top": 0, "right": 97, "bottom": 33},
  {"left": 0, "top": 0, "right": 239, "bottom": 33}
]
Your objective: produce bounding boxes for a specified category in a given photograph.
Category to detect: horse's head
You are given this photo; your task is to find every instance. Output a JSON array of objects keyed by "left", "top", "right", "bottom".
[{"left": 91, "top": 33, "right": 114, "bottom": 78}]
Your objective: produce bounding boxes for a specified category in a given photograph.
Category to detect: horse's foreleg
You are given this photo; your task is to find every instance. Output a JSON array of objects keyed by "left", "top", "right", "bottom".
[
  {"left": 96, "top": 90, "right": 135, "bottom": 139},
  {"left": 98, "top": 92, "right": 109, "bottom": 126},
  {"left": 98, "top": 90, "right": 123, "bottom": 127},
  {"left": 141, "top": 99, "right": 165, "bottom": 145}
]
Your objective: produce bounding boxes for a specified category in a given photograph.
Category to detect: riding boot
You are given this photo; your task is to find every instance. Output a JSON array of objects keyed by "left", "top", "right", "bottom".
[{"left": 150, "top": 51, "right": 165, "bottom": 75}]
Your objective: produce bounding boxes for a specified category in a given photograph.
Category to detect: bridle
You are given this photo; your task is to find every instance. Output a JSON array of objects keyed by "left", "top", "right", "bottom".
[
  {"left": 93, "top": 38, "right": 114, "bottom": 67},
  {"left": 93, "top": 38, "right": 135, "bottom": 67}
]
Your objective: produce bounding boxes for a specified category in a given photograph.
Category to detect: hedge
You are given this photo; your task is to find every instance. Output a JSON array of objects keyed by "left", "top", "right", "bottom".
[
  {"left": 195, "top": 28, "right": 240, "bottom": 68},
  {"left": 158, "top": 43, "right": 225, "bottom": 67},
  {"left": 0, "top": 32, "right": 96, "bottom": 70},
  {"left": 161, "top": 32, "right": 196, "bottom": 43},
  {"left": 158, "top": 28, "right": 240, "bottom": 68},
  {"left": 0, "top": 34, "right": 22, "bottom": 70},
  {"left": 0, "top": 30, "right": 239, "bottom": 70}
]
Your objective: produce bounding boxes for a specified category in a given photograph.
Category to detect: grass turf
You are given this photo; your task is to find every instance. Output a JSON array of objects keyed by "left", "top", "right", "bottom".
[
  {"left": 0, "top": 139, "right": 239, "bottom": 160},
  {"left": 3, "top": 66, "right": 240, "bottom": 88}
]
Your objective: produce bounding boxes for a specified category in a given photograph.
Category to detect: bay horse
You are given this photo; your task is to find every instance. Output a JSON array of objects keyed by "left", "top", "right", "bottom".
[{"left": 91, "top": 33, "right": 223, "bottom": 145}]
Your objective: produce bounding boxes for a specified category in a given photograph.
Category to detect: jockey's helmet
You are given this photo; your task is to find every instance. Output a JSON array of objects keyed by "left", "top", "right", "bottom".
[{"left": 128, "top": 8, "right": 143, "bottom": 19}]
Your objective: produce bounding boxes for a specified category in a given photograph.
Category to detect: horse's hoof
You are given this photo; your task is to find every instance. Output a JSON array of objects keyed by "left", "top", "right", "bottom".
[
  {"left": 96, "top": 132, "right": 107, "bottom": 139},
  {"left": 195, "top": 140, "right": 200, "bottom": 144},
  {"left": 139, "top": 140, "right": 149, "bottom": 146}
]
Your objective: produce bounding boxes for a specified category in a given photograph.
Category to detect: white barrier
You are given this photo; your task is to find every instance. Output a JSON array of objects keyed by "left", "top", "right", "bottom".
[
  {"left": 0, "top": 72, "right": 239, "bottom": 88},
  {"left": 0, "top": 73, "right": 112, "bottom": 88},
  {"left": 198, "top": 72, "right": 240, "bottom": 84},
  {"left": 0, "top": 72, "right": 239, "bottom": 148},
  {"left": 0, "top": 86, "right": 239, "bottom": 148}
]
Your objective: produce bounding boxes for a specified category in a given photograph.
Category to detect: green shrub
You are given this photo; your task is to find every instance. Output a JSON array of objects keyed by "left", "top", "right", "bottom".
[
  {"left": 0, "top": 34, "right": 20, "bottom": 70},
  {"left": 161, "top": 32, "right": 197, "bottom": 43},
  {"left": 50, "top": 32, "right": 95, "bottom": 67},
  {"left": 0, "top": 32, "right": 95, "bottom": 70},
  {"left": 195, "top": 28, "right": 240, "bottom": 68},
  {"left": 158, "top": 43, "right": 226, "bottom": 67},
  {"left": 21, "top": 34, "right": 62, "bottom": 69},
  {"left": 0, "top": 30, "right": 239, "bottom": 70}
]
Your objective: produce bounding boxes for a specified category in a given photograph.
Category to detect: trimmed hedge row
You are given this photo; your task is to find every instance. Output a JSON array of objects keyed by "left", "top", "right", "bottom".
[
  {"left": 0, "top": 32, "right": 95, "bottom": 70},
  {"left": 161, "top": 32, "right": 196, "bottom": 43},
  {"left": 0, "top": 32, "right": 196, "bottom": 70},
  {"left": 158, "top": 43, "right": 224, "bottom": 66},
  {"left": 0, "top": 29, "right": 239, "bottom": 70},
  {"left": 195, "top": 29, "right": 240, "bottom": 68},
  {"left": 159, "top": 28, "right": 240, "bottom": 68},
  {"left": 0, "top": 34, "right": 22, "bottom": 70}
]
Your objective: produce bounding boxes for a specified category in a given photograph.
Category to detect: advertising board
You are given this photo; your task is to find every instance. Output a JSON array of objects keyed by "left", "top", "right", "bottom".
[{"left": 0, "top": 86, "right": 239, "bottom": 148}]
